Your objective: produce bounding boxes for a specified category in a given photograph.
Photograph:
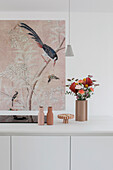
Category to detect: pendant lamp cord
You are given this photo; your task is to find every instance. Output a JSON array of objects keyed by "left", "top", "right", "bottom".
[{"left": 68, "top": 0, "right": 71, "bottom": 45}]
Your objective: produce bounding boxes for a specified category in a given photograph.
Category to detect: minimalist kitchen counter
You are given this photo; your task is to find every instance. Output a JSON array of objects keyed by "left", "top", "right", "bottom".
[
  {"left": 0, "top": 116, "right": 113, "bottom": 170},
  {"left": 0, "top": 116, "right": 113, "bottom": 136}
]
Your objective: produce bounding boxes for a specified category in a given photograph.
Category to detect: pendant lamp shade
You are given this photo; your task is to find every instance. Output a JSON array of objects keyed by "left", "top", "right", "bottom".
[
  {"left": 66, "top": 0, "right": 74, "bottom": 57},
  {"left": 66, "top": 45, "right": 74, "bottom": 56}
]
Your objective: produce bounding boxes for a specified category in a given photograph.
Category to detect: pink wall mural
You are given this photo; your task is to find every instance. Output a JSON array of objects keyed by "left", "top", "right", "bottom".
[{"left": 0, "top": 20, "right": 65, "bottom": 111}]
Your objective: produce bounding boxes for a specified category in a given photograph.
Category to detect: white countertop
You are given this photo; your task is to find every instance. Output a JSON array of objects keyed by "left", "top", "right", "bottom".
[{"left": 0, "top": 116, "right": 113, "bottom": 136}]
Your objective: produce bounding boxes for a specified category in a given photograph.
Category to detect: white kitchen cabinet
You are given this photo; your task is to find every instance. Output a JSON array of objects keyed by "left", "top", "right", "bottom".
[
  {"left": 12, "top": 136, "right": 69, "bottom": 170},
  {"left": 71, "top": 136, "right": 113, "bottom": 170},
  {"left": 0, "top": 136, "right": 10, "bottom": 170}
]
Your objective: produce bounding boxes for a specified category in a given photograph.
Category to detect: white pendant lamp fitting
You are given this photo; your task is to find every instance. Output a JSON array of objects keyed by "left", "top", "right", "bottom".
[{"left": 66, "top": 0, "right": 74, "bottom": 56}]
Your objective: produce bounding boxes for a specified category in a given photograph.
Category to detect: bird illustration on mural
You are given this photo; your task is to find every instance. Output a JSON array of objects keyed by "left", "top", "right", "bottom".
[
  {"left": 19, "top": 23, "right": 58, "bottom": 65},
  {"left": 12, "top": 91, "right": 18, "bottom": 107},
  {"left": 48, "top": 74, "right": 59, "bottom": 83}
]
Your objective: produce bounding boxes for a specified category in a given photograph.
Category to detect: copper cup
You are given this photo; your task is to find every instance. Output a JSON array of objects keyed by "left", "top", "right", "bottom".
[{"left": 76, "top": 100, "right": 87, "bottom": 121}]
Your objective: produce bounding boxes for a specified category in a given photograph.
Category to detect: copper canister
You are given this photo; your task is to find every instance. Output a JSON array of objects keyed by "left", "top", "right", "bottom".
[
  {"left": 76, "top": 100, "right": 87, "bottom": 121},
  {"left": 47, "top": 106, "right": 53, "bottom": 125}
]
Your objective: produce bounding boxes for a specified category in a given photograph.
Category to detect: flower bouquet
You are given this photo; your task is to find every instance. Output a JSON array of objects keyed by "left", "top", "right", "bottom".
[{"left": 66, "top": 75, "right": 99, "bottom": 121}]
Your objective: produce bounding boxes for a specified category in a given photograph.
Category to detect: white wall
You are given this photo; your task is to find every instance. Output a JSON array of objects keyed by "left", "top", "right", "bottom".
[{"left": 0, "top": 11, "right": 113, "bottom": 116}]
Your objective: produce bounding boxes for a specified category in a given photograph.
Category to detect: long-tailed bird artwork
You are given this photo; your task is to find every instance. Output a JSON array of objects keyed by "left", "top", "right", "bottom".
[
  {"left": 48, "top": 74, "right": 59, "bottom": 83},
  {"left": 19, "top": 23, "right": 58, "bottom": 65},
  {"left": 12, "top": 91, "right": 18, "bottom": 107}
]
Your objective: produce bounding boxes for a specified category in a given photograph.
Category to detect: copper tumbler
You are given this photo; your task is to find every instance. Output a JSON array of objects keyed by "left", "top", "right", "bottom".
[{"left": 76, "top": 100, "right": 87, "bottom": 121}]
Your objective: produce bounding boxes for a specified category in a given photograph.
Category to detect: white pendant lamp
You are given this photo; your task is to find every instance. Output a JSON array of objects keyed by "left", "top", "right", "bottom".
[{"left": 66, "top": 0, "right": 74, "bottom": 56}]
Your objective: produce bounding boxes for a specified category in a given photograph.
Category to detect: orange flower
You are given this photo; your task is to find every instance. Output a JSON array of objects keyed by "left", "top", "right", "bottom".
[
  {"left": 85, "top": 84, "right": 88, "bottom": 88},
  {"left": 83, "top": 78, "right": 86, "bottom": 82},
  {"left": 78, "top": 80, "right": 83, "bottom": 84},
  {"left": 90, "top": 87, "right": 94, "bottom": 92},
  {"left": 78, "top": 89, "right": 85, "bottom": 94}
]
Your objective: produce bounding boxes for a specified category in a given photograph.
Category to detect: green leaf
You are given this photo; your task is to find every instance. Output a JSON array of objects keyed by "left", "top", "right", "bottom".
[
  {"left": 67, "top": 79, "right": 71, "bottom": 81},
  {"left": 66, "top": 85, "right": 70, "bottom": 87},
  {"left": 88, "top": 89, "right": 92, "bottom": 92}
]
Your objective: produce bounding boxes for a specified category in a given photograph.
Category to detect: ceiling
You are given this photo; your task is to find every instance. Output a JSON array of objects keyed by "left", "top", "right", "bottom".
[{"left": 1, "top": 0, "right": 113, "bottom": 12}]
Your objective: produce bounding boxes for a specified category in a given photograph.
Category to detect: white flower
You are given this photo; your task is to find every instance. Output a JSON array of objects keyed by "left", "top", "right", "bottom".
[{"left": 75, "top": 85, "right": 82, "bottom": 90}]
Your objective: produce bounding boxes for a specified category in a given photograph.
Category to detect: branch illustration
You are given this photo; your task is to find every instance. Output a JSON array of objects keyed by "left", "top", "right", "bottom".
[
  {"left": 56, "top": 47, "right": 65, "bottom": 53},
  {"left": 55, "top": 37, "right": 65, "bottom": 53},
  {"left": 29, "top": 59, "right": 51, "bottom": 110},
  {"left": 28, "top": 37, "right": 65, "bottom": 115}
]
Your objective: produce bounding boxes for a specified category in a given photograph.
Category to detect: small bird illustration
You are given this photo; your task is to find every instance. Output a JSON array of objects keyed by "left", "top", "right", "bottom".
[
  {"left": 12, "top": 91, "right": 18, "bottom": 107},
  {"left": 48, "top": 74, "right": 59, "bottom": 83},
  {"left": 19, "top": 23, "right": 58, "bottom": 65}
]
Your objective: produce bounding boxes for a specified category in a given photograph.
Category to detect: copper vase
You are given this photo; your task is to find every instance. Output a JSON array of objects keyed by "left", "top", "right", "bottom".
[
  {"left": 38, "top": 106, "right": 44, "bottom": 125},
  {"left": 76, "top": 100, "right": 87, "bottom": 121},
  {"left": 47, "top": 106, "right": 53, "bottom": 125}
]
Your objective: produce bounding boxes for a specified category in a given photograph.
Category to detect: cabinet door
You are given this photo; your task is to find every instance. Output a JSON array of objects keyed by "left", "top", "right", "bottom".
[
  {"left": 71, "top": 136, "right": 113, "bottom": 170},
  {"left": 12, "top": 136, "right": 69, "bottom": 170},
  {"left": 0, "top": 136, "right": 10, "bottom": 170}
]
